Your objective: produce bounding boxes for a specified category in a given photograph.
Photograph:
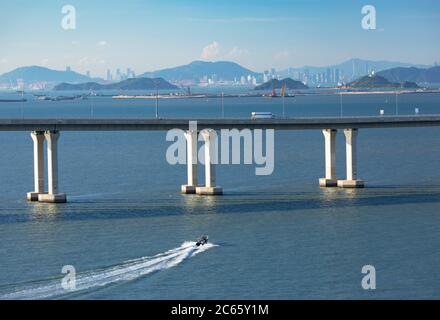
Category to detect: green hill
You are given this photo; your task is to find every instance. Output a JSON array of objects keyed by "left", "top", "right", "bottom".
[
  {"left": 348, "top": 75, "right": 419, "bottom": 88},
  {"left": 54, "top": 77, "right": 178, "bottom": 91},
  {"left": 254, "top": 78, "right": 308, "bottom": 90}
]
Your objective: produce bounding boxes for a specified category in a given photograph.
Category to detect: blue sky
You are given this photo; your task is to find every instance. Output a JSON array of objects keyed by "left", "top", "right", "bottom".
[{"left": 0, "top": 0, "right": 439, "bottom": 76}]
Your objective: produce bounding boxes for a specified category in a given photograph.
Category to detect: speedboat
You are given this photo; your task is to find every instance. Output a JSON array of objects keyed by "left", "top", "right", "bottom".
[{"left": 196, "top": 235, "right": 208, "bottom": 246}]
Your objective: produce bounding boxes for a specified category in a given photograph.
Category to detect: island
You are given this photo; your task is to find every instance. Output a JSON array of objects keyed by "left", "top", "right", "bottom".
[
  {"left": 254, "top": 78, "right": 309, "bottom": 90},
  {"left": 53, "top": 77, "right": 178, "bottom": 91},
  {"left": 347, "top": 75, "right": 420, "bottom": 89}
]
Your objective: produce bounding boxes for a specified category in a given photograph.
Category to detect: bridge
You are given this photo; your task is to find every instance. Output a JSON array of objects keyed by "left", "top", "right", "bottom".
[
  {"left": 1, "top": 115, "right": 440, "bottom": 131},
  {"left": 1, "top": 115, "right": 440, "bottom": 203}
]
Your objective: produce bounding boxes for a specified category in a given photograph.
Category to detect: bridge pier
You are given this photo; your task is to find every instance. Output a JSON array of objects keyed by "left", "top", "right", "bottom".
[
  {"left": 337, "top": 128, "right": 364, "bottom": 188},
  {"left": 181, "top": 129, "right": 198, "bottom": 194},
  {"left": 319, "top": 129, "right": 338, "bottom": 187},
  {"left": 27, "top": 131, "right": 47, "bottom": 201},
  {"left": 38, "top": 131, "right": 67, "bottom": 203},
  {"left": 196, "top": 129, "right": 223, "bottom": 195}
]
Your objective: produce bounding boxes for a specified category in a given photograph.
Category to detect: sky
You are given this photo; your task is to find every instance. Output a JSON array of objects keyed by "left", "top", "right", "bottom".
[{"left": 0, "top": 0, "right": 439, "bottom": 77}]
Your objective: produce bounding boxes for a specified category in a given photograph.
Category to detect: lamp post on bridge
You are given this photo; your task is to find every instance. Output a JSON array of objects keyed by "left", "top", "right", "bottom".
[
  {"left": 154, "top": 80, "right": 159, "bottom": 119},
  {"left": 340, "top": 89, "right": 343, "bottom": 117},
  {"left": 221, "top": 91, "right": 224, "bottom": 118}
]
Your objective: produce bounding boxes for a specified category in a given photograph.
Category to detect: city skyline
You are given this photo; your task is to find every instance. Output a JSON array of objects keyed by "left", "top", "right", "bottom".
[
  {"left": 1, "top": 0, "right": 439, "bottom": 77},
  {"left": 2, "top": 57, "right": 432, "bottom": 90}
]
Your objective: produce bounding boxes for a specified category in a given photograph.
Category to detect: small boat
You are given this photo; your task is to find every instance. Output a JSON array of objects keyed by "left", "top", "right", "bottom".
[
  {"left": 196, "top": 235, "right": 208, "bottom": 246},
  {"left": 53, "top": 96, "right": 77, "bottom": 101},
  {"left": 36, "top": 96, "right": 52, "bottom": 100}
]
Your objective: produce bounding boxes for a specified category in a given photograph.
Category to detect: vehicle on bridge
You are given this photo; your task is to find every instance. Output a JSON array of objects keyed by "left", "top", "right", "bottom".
[{"left": 251, "top": 112, "right": 275, "bottom": 119}]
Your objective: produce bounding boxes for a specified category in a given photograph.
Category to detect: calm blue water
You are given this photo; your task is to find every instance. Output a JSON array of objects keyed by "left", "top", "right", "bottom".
[{"left": 0, "top": 91, "right": 439, "bottom": 299}]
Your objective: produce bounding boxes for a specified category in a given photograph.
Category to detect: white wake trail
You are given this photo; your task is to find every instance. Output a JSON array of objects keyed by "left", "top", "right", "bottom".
[{"left": 0, "top": 241, "right": 216, "bottom": 300}]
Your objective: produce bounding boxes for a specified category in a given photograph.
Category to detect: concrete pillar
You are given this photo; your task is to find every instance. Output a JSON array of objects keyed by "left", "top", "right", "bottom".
[
  {"left": 319, "top": 129, "right": 338, "bottom": 187},
  {"left": 337, "top": 128, "right": 364, "bottom": 188},
  {"left": 27, "top": 131, "right": 47, "bottom": 201},
  {"left": 196, "top": 129, "right": 223, "bottom": 195},
  {"left": 38, "top": 131, "right": 67, "bottom": 203},
  {"left": 181, "top": 129, "right": 198, "bottom": 194}
]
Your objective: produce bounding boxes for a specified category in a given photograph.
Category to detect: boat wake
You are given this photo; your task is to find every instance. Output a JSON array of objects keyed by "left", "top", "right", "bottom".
[{"left": 0, "top": 241, "right": 216, "bottom": 300}]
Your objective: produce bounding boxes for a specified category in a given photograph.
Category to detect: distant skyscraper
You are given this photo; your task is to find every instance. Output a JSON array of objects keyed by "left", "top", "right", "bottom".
[
  {"left": 326, "top": 68, "right": 331, "bottom": 83},
  {"left": 334, "top": 68, "right": 340, "bottom": 83},
  {"left": 106, "top": 69, "right": 112, "bottom": 81},
  {"left": 304, "top": 69, "right": 310, "bottom": 80},
  {"left": 66, "top": 66, "right": 71, "bottom": 72},
  {"left": 86, "top": 71, "right": 91, "bottom": 78},
  {"left": 352, "top": 60, "right": 356, "bottom": 80},
  {"left": 263, "top": 70, "right": 269, "bottom": 83},
  {"left": 127, "top": 68, "right": 132, "bottom": 79}
]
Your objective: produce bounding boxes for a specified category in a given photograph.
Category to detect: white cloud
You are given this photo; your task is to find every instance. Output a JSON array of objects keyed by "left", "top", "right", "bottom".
[
  {"left": 71, "top": 40, "right": 80, "bottom": 45},
  {"left": 41, "top": 58, "right": 49, "bottom": 66},
  {"left": 226, "top": 46, "right": 250, "bottom": 60},
  {"left": 274, "top": 50, "right": 290, "bottom": 61},
  {"left": 0, "top": 58, "right": 7, "bottom": 64},
  {"left": 97, "top": 40, "right": 107, "bottom": 46},
  {"left": 77, "top": 56, "right": 106, "bottom": 66},
  {"left": 199, "top": 42, "right": 251, "bottom": 64},
  {"left": 201, "top": 41, "right": 220, "bottom": 60}
]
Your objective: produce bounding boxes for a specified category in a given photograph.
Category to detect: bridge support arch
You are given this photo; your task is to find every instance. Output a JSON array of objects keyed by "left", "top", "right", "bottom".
[
  {"left": 319, "top": 129, "right": 338, "bottom": 187},
  {"left": 181, "top": 129, "right": 198, "bottom": 194},
  {"left": 38, "top": 131, "right": 67, "bottom": 203},
  {"left": 26, "top": 130, "right": 67, "bottom": 203},
  {"left": 196, "top": 129, "right": 223, "bottom": 195},
  {"left": 27, "top": 131, "right": 47, "bottom": 201},
  {"left": 337, "top": 128, "right": 364, "bottom": 188}
]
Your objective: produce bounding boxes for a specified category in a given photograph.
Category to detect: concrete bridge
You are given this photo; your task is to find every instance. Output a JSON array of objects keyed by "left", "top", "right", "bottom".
[{"left": 1, "top": 115, "right": 440, "bottom": 203}]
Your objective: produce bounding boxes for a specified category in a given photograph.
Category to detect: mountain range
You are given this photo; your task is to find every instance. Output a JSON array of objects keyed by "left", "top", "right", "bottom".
[
  {"left": 138, "top": 60, "right": 260, "bottom": 82},
  {"left": 278, "top": 58, "right": 431, "bottom": 80},
  {"left": 53, "top": 78, "right": 177, "bottom": 91},
  {"left": 0, "top": 66, "right": 95, "bottom": 84},
  {"left": 1, "top": 59, "right": 439, "bottom": 88},
  {"left": 376, "top": 66, "right": 440, "bottom": 84}
]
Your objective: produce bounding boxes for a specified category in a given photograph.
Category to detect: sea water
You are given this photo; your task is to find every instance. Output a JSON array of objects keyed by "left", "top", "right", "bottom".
[{"left": 0, "top": 91, "right": 439, "bottom": 299}]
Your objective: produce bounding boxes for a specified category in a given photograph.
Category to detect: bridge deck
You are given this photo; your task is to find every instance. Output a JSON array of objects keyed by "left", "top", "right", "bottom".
[{"left": 1, "top": 115, "right": 440, "bottom": 131}]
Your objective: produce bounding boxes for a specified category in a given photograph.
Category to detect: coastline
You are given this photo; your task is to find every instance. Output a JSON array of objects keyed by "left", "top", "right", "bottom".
[{"left": 111, "top": 88, "right": 440, "bottom": 99}]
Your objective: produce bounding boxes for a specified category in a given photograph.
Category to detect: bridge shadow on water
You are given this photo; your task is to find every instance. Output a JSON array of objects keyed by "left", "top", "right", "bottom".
[{"left": 2, "top": 184, "right": 437, "bottom": 224}]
